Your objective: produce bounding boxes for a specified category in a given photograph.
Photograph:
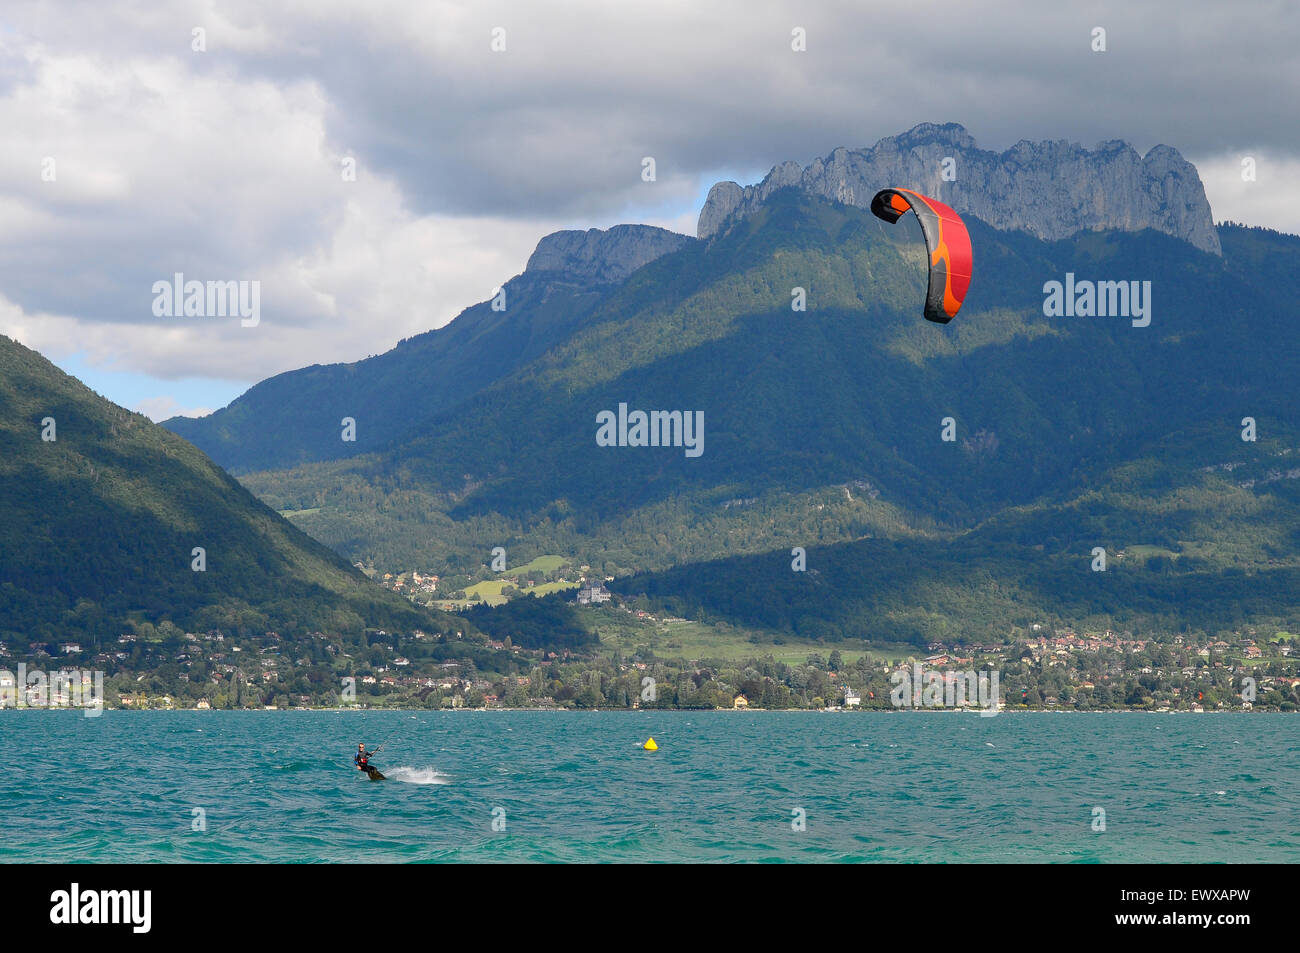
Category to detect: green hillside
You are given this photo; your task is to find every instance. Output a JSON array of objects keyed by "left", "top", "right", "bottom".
[
  {"left": 0, "top": 334, "right": 473, "bottom": 645},
  {"left": 234, "top": 193, "right": 1300, "bottom": 624},
  {"left": 611, "top": 450, "right": 1300, "bottom": 648}
]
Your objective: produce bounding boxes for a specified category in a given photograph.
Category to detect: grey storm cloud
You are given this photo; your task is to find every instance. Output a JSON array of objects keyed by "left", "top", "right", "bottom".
[
  {"left": 227, "top": 0, "right": 1300, "bottom": 218},
  {"left": 2, "top": 0, "right": 1298, "bottom": 391},
  {"left": 12, "top": 0, "right": 1297, "bottom": 220}
]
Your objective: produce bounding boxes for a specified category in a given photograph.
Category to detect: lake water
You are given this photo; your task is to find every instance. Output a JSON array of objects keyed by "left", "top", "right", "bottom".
[{"left": 2, "top": 710, "right": 1295, "bottom": 862}]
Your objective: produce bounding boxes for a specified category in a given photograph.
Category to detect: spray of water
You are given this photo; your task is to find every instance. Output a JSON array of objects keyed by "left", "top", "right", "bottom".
[{"left": 382, "top": 766, "right": 449, "bottom": 785}]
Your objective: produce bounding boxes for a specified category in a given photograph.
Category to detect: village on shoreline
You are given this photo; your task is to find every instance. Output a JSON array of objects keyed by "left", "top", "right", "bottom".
[{"left": 2, "top": 608, "right": 1296, "bottom": 714}]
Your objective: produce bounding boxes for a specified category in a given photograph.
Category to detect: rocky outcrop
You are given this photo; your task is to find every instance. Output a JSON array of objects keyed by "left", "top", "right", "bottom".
[
  {"left": 697, "top": 122, "right": 1221, "bottom": 255},
  {"left": 526, "top": 224, "right": 695, "bottom": 284},
  {"left": 696, "top": 182, "right": 745, "bottom": 242}
]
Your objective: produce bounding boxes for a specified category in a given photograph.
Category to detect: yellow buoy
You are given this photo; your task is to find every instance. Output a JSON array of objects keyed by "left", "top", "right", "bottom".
[{"left": 643, "top": 737, "right": 658, "bottom": 751}]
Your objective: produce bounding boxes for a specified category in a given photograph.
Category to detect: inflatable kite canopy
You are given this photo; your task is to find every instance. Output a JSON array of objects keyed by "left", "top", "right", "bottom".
[{"left": 870, "top": 188, "right": 972, "bottom": 324}]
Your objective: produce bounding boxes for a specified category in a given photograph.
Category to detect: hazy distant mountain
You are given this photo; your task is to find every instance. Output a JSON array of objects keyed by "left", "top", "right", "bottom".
[{"left": 163, "top": 224, "right": 691, "bottom": 473}]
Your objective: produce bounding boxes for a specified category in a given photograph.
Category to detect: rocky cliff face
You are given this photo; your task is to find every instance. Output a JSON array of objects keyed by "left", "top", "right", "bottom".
[
  {"left": 698, "top": 123, "right": 1221, "bottom": 255},
  {"left": 526, "top": 224, "right": 694, "bottom": 284}
]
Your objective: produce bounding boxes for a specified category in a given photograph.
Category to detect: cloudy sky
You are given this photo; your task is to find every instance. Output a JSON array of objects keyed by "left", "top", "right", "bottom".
[{"left": 2, "top": 0, "right": 1297, "bottom": 419}]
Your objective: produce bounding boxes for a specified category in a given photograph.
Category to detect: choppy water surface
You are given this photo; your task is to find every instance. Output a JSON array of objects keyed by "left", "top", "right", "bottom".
[{"left": 1, "top": 710, "right": 1295, "bottom": 862}]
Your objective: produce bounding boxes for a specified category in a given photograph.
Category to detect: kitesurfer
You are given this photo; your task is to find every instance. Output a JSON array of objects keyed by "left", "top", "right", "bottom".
[{"left": 354, "top": 742, "right": 374, "bottom": 772}]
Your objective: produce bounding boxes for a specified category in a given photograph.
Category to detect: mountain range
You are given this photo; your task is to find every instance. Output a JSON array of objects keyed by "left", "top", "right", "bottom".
[{"left": 10, "top": 122, "right": 1298, "bottom": 650}]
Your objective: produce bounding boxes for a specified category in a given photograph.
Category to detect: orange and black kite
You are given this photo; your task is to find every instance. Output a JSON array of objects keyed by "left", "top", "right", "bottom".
[{"left": 870, "top": 188, "right": 972, "bottom": 324}]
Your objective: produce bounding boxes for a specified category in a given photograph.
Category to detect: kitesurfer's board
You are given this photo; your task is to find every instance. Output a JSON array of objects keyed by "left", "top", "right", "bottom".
[{"left": 364, "top": 767, "right": 386, "bottom": 781}]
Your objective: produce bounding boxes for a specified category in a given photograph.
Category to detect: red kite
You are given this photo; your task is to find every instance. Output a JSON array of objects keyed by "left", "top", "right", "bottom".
[{"left": 870, "top": 188, "right": 973, "bottom": 323}]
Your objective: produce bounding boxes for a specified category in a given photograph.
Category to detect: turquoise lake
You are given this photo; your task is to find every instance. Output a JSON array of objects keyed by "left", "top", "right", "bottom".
[{"left": 1, "top": 710, "right": 1295, "bottom": 862}]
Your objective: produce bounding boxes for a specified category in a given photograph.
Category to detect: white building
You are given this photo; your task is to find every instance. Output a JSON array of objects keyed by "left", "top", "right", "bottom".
[{"left": 576, "top": 584, "right": 612, "bottom": 605}]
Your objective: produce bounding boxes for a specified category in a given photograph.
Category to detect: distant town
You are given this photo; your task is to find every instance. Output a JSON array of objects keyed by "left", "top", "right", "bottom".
[{"left": 1, "top": 588, "right": 1295, "bottom": 711}]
